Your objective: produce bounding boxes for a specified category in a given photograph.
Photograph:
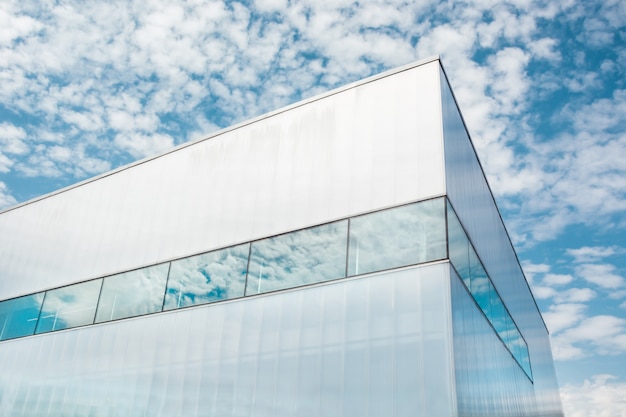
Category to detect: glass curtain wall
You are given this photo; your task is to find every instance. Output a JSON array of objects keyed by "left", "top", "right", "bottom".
[
  {"left": 0, "top": 197, "right": 448, "bottom": 342},
  {"left": 447, "top": 200, "right": 532, "bottom": 379}
]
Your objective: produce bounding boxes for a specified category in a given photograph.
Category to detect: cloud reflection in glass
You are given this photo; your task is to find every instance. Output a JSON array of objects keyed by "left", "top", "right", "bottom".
[
  {"left": 0, "top": 293, "right": 44, "bottom": 340},
  {"left": 36, "top": 279, "right": 102, "bottom": 333},
  {"left": 246, "top": 221, "right": 348, "bottom": 295},
  {"left": 348, "top": 198, "right": 446, "bottom": 276},
  {"left": 163, "top": 243, "right": 250, "bottom": 310},
  {"left": 95, "top": 264, "right": 169, "bottom": 323}
]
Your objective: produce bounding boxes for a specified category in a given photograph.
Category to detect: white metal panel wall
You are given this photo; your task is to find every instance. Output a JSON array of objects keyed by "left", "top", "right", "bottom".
[{"left": 0, "top": 59, "right": 445, "bottom": 300}]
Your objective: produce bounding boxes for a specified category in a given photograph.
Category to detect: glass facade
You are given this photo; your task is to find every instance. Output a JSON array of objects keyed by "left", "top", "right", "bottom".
[
  {"left": 447, "top": 200, "right": 532, "bottom": 380},
  {"left": 0, "top": 59, "right": 563, "bottom": 417},
  {"left": 0, "top": 197, "right": 448, "bottom": 341},
  {"left": 0, "top": 263, "right": 457, "bottom": 417}
]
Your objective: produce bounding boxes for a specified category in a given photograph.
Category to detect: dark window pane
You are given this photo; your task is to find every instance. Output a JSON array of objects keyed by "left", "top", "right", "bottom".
[
  {"left": 246, "top": 220, "right": 348, "bottom": 295},
  {"left": 348, "top": 198, "right": 446, "bottom": 276},
  {"left": 163, "top": 243, "right": 249, "bottom": 310},
  {"left": 95, "top": 263, "right": 169, "bottom": 323},
  {"left": 0, "top": 293, "right": 44, "bottom": 340},
  {"left": 36, "top": 279, "right": 102, "bottom": 334}
]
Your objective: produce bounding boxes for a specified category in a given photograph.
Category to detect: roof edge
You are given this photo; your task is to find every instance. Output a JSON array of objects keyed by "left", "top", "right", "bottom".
[{"left": 1, "top": 55, "right": 441, "bottom": 215}]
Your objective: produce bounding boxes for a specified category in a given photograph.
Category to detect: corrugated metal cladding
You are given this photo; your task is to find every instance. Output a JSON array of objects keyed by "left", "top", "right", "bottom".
[
  {"left": 0, "top": 58, "right": 445, "bottom": 300},
  {"left": 0, "top": 57, "right": 563, "bottom": 417}
]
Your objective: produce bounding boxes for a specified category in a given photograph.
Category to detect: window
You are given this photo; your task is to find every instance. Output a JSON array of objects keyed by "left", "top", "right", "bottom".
[
  {"left": 36, "top": 279, "right": 102, "bottom": 333},
  {"left": 348, "top": 198, "right": 446, "bottom": 276},
  {"left": 95, "top": 264, "right": 169, "bottom": 323},
  {"left": 164, "top": 244, "right": 249, "bottom": 310},
  {"left": 246, "top": 221, "right": 348, "bottom": 295}
]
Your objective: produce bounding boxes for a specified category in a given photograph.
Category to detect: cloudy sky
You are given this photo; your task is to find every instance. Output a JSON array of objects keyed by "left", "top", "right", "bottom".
[{"left": 1, "top": 0, "right": 624, "bottom": 415}]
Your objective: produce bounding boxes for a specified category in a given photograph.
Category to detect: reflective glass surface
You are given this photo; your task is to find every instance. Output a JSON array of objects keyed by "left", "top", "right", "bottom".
[
  {"left": 451, "top": 268, "right": 537, "bottom": 417},
  {"left": 95, "top": 264, "right": 169, "bottom": 323},
  {"left": 36, "top": 279, "right": 102, "bottom": 333},
  {"left": 0, "top": 293, "right": 44, "bottom": 340},
  {"left": 0, "top": 263, "right": 456, "bottom": 417},
  {"left": 447, "top": 200, "right": 470, "bottom": 287},
  {"left": 347, "top": 198, "right": 446, "bottom": 276},
  {"left": 489, "top": 284, "right": 508, "bottom": 340},
  {"left": 163, "top": 244, "right": 249, "bottom": 310},
  {"left": 469, "top": 247, "right": 491, "bottom": 317},
  {"left": 447, "top": 201, "right": 532, "bottom": 380},
  {"left": 246, "top": 221, "right": 348, "bottom": 295}
]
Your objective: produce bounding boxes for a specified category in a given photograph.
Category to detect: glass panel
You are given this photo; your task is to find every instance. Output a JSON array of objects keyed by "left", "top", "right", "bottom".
[
  {"left": 348, "top": 198, "right": 446, "bottom": 276},
  {"left": 520, "top": 340, "right": 533, "bottom": 379},
  {"left": 95, "top": 263, "right": 169, "bottom": 323},
  {"left": 163, "top": 243, "right": 249, "bottom": 311},
  {"left": 246, "top": 220, "right": 348, "bottom": 295},
  {"left": 0, "top": 293, "right": 44, "bottom": 340},
  {"left": 469, "top": 247, "right": 491, "bottom": 317},
  {"left": 489, "top": 284, "right": 508, "bottom": 340},
  {"left": 502, "top": 311, "right": 519, "bottom": 359},
  {"left": 36, "top": 279, "right": 102, "bottom": 333},
  {"left": 447, "top": 201, "right": 470, "bottom": 287}
]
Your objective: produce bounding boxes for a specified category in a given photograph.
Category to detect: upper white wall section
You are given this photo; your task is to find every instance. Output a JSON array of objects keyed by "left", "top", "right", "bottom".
[{"left": 0, "top": 58, "right": 445, "bottom": 300}]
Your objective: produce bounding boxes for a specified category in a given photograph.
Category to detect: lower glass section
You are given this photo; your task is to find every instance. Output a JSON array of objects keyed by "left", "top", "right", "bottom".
[
  {"left": 0, "top": 264, "right": 456, "bottom": 417},
  {"left": 447, "top": 200, "right": 532, "bottom": 380},
  {"left": 451, "top": 266, "right": 537, "bottom": 416}
]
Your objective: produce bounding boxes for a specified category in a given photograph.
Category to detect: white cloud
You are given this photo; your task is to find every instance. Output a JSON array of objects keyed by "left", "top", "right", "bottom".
[
  {"left": 577, "top": 264, "right": 625, "bottom": 290},
  {"left": 0, "top": 151, "right": 13, "bottom": 174},
  {"left": 544, "top": 273, "right": 574, "bottom": 286},
  {"left": 552, "top": 315, "right": 626, "bottom": 360},
  {"left": 555, "top": 288, "right": 596, "bottom": 303},
  {"left": 0, "top": 181, "right": 17, "bottom": 210},
  {"left": 543, "top": 303, "right": 586, "bottom": 334},
  {"left": 561, "top": 375, "right": 626, "bottom": 417},
  {"left": 113, "top": 132, "right": 175, "bottom": 159},
  {"left": 567, "top": 246, "right": 620, "bottom": 263},
  {"left": 0, "top": 122, "right": 28, "bottom": 155}
]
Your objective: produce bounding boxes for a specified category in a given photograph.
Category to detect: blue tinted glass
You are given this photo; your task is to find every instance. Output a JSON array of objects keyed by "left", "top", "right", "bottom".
[
  {"left": 447, "top": 201, "right": 470, "bottom": 288},
  {"left": 246, "top": 220, "right": 348, "bottom": 295},
  {"left": 489, "top": 284, "right": 508, "bottom": 339},
  {"left": 36, "top": 279, "right": 102, "bottom": 334},
  {"left": 501, "top": 311, "right": 518, "bottom": 357},
  {"left": 164, "top": 244, "right": 249, "bottom": 310},
  {"left": 469, "top": 247, "right": 491, "bottom": 317},
  {"left": 520, "top": 341, "right": 533, "bottom": 379},
  {"left": 348, "top": 198, "right": 446, "bottom": 276},
  {"left": 0, "top": 293, "right": 44, "bottom": 340},
  {"left": 95, "top": 263, "right": 169, "bottom": 323}
]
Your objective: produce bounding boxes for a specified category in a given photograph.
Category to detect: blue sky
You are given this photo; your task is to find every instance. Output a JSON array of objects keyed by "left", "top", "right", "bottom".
[{"left": 0, "top": 0, "right": 624, "bottom": 415}]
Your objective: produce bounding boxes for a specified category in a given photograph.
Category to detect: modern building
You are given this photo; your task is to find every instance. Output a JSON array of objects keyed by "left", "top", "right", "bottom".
[{"left": 0, "top": 57, "right": 563, "bottom": 417}]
